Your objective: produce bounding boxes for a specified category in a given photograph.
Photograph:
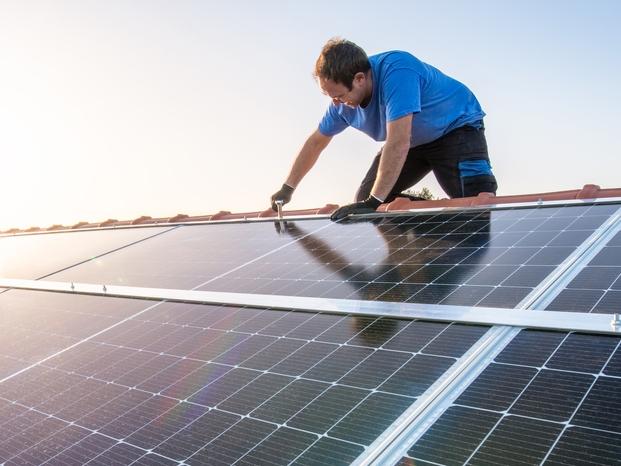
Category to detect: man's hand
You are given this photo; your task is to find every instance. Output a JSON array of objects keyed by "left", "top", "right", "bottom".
[
  {"left": 330, "top": 196, "right": 382, "bottom": 221},
  {"left": 271, "top": 184, "right": 295, "bottom": 211}
]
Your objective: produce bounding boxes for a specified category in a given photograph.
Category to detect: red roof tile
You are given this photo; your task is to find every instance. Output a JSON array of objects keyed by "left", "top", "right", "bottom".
[{"left": 2, "top": 185, "right": 620, "bottom": 235}]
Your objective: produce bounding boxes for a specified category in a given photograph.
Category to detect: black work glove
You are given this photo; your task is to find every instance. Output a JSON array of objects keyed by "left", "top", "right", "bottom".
[
  {"left": 271, "top": 183, "right": 295, "bottom": 211},
  {"left": 330, "top": 195, "right": 383, "bottom": 221}
]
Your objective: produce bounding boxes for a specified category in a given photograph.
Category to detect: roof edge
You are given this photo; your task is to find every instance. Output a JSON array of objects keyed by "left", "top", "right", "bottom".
[{"left": 3, "top": 184, "right": 620, "bottom": 235}]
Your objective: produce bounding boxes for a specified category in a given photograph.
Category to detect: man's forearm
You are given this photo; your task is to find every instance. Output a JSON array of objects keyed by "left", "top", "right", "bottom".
[
  {"left": 370, "top": 139, "right": 410, "bottom": 201},
  {"left": 285, "top": 130, "right": 332, "bottom": 188}
]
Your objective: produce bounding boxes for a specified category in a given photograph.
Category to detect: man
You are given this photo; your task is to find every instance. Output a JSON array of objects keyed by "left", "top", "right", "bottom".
[{"left": 271, "top": 38, "right": 497, "bottom": 221}]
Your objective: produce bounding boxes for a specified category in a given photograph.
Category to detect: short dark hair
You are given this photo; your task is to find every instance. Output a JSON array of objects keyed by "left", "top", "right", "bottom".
[{"left": 314, "top": 38, "right": 370, "bottom": 90}]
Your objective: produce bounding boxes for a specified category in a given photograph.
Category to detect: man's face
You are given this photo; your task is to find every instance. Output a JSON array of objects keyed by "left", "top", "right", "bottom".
[{"left": 319, "top": 72, "right": 370, "bottom": 108}]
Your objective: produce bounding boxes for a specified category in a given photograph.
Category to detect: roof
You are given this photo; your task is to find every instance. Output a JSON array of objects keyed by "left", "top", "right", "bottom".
[{"left": 4, "top": 183, "right": 621, "bottom": 235}]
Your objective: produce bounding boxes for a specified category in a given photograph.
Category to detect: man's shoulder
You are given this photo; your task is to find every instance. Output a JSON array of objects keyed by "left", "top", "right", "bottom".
[{"left": 370, "top": 50, "right": 421, "bottom": 67}]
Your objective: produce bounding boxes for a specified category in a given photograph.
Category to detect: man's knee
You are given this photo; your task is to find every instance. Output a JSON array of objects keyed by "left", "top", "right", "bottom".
[
  {"left": 459, "top": 159, "right": 497, "bottom": 197},
  {"left": 462, "top": 174, "right": 498, "bottom": 197}
]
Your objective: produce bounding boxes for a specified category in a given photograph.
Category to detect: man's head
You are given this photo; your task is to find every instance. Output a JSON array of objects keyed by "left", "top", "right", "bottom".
[{"left": 314, "top": 38, "right": 372, "bottom": 108}]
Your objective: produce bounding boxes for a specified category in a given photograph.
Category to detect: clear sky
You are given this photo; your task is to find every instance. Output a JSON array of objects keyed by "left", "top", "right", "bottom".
[{"left": 0, "top": 0, "right": 619, "bottom": 230}]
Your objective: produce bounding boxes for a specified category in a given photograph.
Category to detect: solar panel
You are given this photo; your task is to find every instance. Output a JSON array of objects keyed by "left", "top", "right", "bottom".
[
  {"left": 0, "top": 226, "right": 172, "bottom": 280},
  {"left": 0, "top": 292, "right": 490, "bottom": 465},
  {"left": 2, "top": 199, "right": 620, "bottom": 465},
  {"left": 40, "top": 204, "right": 618, "bottom": 311},
  {"left": 401, "top": 329, "right": 621, "bottom": 465},
  {"left": 47, "top": 219, "right": 330, "bottom": 288}
]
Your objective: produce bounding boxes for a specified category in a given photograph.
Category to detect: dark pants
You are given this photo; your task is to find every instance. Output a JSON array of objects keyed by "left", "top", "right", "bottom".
[{"left": 355, "top": 124, "right": 498, "bottom": 202}]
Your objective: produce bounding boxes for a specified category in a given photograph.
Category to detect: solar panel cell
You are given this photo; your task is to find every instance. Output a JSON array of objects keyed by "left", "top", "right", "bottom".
[
  {"left": 407, "top": 405, "right": 501, "bottom": 465},
  {"left": 346, "top": 318, "right": 411, "bottom": 347},
  {"left": 303, "top": 346, "right": 375, "bottom": 382},
  {"left": 339, "top": 350, "right": 412, "bottom": 389},
  {"left": 294, "top": 437, "right": 365, "bottom": 466},
  {"left": 328, "top": 392, "right": 414, "bottom": 445},
  {"left": 187, "top": 417, "right": 276, "bottom": 466},
  {"left": 420, "top": 324, "right": 489, "bottom": 358},
  {"left": 126, "top": 402, "right": 208, "bottom": 450},
  {"left": 86, "top": 441, "right": 145, "bottom": 465},
  {"left": 467, "top": 415, "right": 563, "bottom": 466},
  {"left": 545, "top": 289, "right": 605, "bottom": 313},
  {"left": 544, "top": 427, "right": 621, "bottom": 466},
  {"left": 235, "top": 427, "right": 317, "bottom": 466},
  {"left": 546, "top": 333, "right": 620, "bottom": 373},
  {"left": 379, "top": 354, "right": 456, "bottom": 397},
  {"left": 476, "top": 286, "right": 531, "bottom": 308},
  {"left": 501, "top": 265, "right": 556, "bottom": 287},
  {"left": 48, "top": 433, "right": 117, "bottom": 465},
  {"left": 494, "top": 330, "right": 566, "bottom": 367},
  {"left": 188, "top": 368, "right": 260, "bottom": 407},
  {"left": 250, "top": 379, "right": 329, "bottom": 424},
  {"left": 217, "top": 373, "right": 294, "bottom": 416},
  {"left": 152, "top": 409, "right": 239, "bottom": 461},
  {"left": 10, "top": 424, "right": 90, "bottom": 465},
  {"left": 509, "top": 370, "right": 595, "bottom": 422},
  {"left": 240, "top": 337, "right": 307, "bottom": 371},
  {"left": 161, "top": 363, "right": 232, "bottom": 400},
  {"left": 592, "top": 290, "right": 621, "bottom": 314},
  {"left": 269, "top": 341, "right": 339, "bottom": 376},
  {"left": 287, "top": 385, "right": 369, "bottom": 434},
  {"left": 571, "top": 377, "right": 621, "bottom": 431},
  {"left": 454, "top": 363, "right": 537, "bottom": 411}
]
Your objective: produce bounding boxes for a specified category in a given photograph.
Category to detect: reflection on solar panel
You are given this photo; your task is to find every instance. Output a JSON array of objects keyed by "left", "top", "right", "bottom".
[{"left": 1, "top": 199, "right": 620, "bottom": 465}]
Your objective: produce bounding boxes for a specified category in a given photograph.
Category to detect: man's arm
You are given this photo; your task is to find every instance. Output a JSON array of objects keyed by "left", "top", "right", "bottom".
[
  {"left": 330, "top": 114, "right": 412, "bottom": 220},
  {"left": 369, "top": 113, "right": 413, "bottom": 200},
  {"left": 271, "top": 129, "right": 332, "bottom": 211},
  {"left": 284, "top": 129, "right": 332, "bottom": 188}
]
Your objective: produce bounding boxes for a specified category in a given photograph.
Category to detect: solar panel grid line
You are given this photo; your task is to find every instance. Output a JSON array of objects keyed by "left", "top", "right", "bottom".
[
  {"left": 0, "top": 298, "right": 167, "bottom": 385},
  {"left": 353, "top": 325, "right": 516, "bottom": 466}
]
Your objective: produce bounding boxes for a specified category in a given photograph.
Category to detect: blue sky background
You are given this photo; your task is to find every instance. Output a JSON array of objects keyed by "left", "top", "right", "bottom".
[{"left": 0, "top": 0, "right": 619, "bottom": 230}]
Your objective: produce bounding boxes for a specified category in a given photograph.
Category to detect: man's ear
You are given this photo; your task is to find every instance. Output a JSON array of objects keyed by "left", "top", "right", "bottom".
[{"left": 353, "top": 71, "right": 366, "bottom": 86}]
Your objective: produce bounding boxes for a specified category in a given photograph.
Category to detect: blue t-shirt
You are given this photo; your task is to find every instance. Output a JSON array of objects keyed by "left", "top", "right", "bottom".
[{"left": 318, "top": 51, "right": 485, "bottom": 147}]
